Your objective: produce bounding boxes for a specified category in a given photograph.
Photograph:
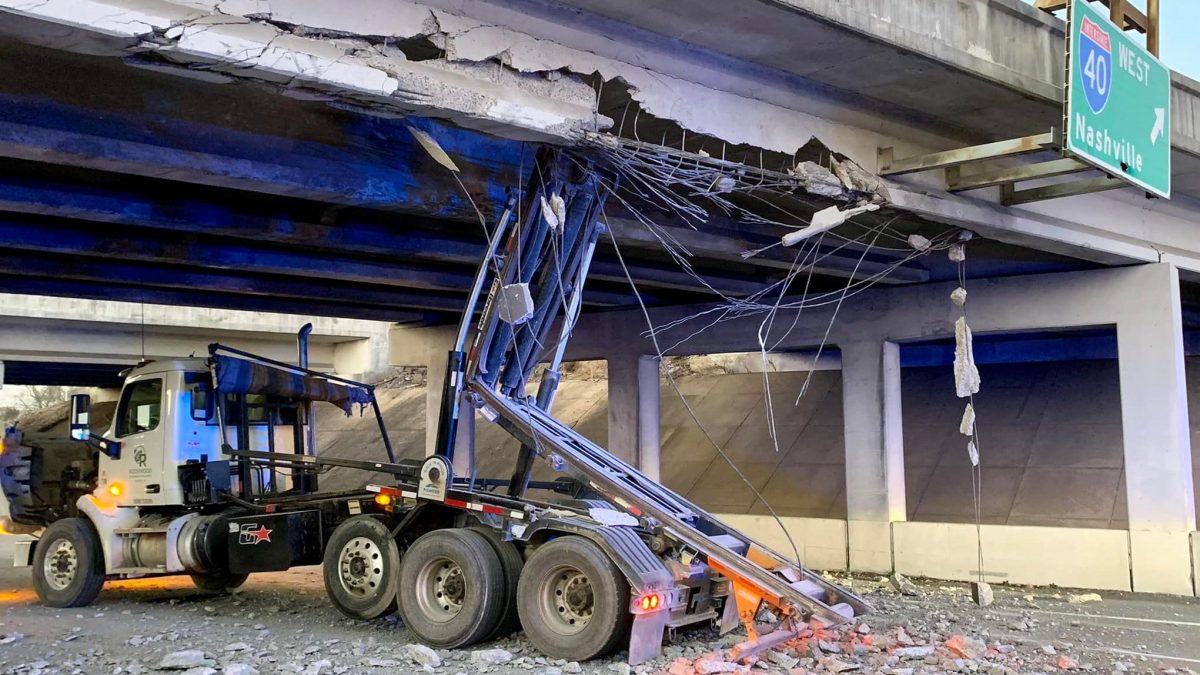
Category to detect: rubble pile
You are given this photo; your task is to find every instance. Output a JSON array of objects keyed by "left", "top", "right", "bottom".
[
  {"left": 0, "top": 569, "right": 1195, "bottom": 675},
  {"left": 660, "top": 621, "right": 1087, "bottom": 675}
]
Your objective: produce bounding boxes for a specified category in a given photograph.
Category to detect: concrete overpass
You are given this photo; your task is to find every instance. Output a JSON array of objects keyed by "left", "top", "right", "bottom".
[
  {"left": 0, "top": 0, "right": 1198, "bottom": 597},
  {"left": 0, "top": 295, "right": 392, "bottom": 387}
]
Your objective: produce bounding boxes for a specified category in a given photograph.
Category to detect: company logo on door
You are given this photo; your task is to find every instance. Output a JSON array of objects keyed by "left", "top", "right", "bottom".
[{"left": 237, "top": 524, "right": 273, "bottom": 545}]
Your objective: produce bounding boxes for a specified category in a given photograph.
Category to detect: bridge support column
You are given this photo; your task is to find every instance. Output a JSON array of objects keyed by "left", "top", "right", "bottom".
[
  {"left": 1116, "top": 264, "right": 1196, "bottom": 594},
  {"left": 841, "top": 339, "right": 905, "bottom": 574},
  {"left": 608, "top": 352, "right": 662, "bottom": 479},
  {"left": 389, "top": 325, "right": 458, "bottom": 457}
]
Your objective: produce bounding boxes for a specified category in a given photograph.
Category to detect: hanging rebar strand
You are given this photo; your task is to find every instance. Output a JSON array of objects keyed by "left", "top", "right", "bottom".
[
  {"left": 505, "top": 168, "right": 609, "bottom": 496},
  {"left": 516, "top": 179, "right": 604, "bottom": 387},
  {"left": 481, "top": 176, "right": 557, "bottom": 388},
  {"left": 499, "top": 178, "right": 592, "bottom": 396},
  {"left": 491, "top": 179, "right": 563, "bottom": 394},
  {"left": 472, "top": 202, "right": 534, "bottom": 383}
]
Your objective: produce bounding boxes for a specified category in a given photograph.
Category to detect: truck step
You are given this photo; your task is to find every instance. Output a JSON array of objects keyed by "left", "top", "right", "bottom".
[
  {"left": 666, "top": 608, "right": 719, "bottom": 629},
  {"left": 114, "top": 527, "right": 169, "bottom": 535},
  {"left": 108, "top": 566, "right": 167, "bottom": 575}
]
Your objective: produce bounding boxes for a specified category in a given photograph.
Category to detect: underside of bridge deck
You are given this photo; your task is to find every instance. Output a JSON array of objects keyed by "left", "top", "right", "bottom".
[{"left": 0, "top": 38, "right": 1103, "bottom": 325}]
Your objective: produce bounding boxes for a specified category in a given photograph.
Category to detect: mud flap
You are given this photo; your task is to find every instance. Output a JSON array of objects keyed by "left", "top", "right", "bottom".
[
  {"left": 13, "top": 539, "right": 34, "bottom": 567},
  {"left": 628, "top": 609, "right": 669, "bottom": 666}
]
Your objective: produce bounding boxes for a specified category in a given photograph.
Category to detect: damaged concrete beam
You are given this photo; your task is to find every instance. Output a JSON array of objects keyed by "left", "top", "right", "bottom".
[
  {"left": 0, "top": 0, "right": 905, "bottom": 165},
  {"left": 0, "top": 0, "right": 607, "bottom": 143}
]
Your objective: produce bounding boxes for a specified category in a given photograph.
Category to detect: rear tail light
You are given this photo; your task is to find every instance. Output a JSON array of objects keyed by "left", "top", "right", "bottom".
[{"left": 632, "top": 592, "right": 664, "bottom": 613}]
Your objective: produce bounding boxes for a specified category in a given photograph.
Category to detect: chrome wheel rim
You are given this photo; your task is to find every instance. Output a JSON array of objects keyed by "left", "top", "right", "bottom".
[
  {"left": 541, "top": 565, "right": 593, "bottom": 635},
  {"left": 44, "top": 539, "right": 78, "bottom": 591},
  {"left": 338, "top": 536, "right": 384, "bottom": 598},
  {"left": 415, "top": 556, "right": 464, "bottom": 622}
]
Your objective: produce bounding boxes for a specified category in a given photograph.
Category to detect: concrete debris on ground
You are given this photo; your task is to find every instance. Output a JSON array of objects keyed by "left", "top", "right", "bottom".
[
  {"left": 888, "top": 573, "right": 922, "bottom": 597},
  {"left": 158, "top": 650, "right": 216, "bottom": 669},
  {"left": 0, "top": 566, "right": 1196, "bottom": 675},
  {"left": 970, "top": 581, "right": 994, "bottom": 608}
]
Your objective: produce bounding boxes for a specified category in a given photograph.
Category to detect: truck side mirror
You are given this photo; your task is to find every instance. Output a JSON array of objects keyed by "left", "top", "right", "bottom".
[{"left": 70, "top": 393, "right": 91, "bottom": 441}]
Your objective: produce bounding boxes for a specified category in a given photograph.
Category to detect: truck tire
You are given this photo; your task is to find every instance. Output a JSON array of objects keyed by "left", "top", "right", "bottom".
[
  {"left": 398, "top": 529, "right": 505, "bottom": 649},
  {"left": 32, "top": 518, "right": 106, "bottom": 608},
  {"left": 191, "top": 570, "right": 249, "bottom": 593},
  {"left": 517, "top": 536, "right": 631, "bottom": 661},
  {"left": 323, "top": 516, "right": 401, "bottom": 620},
  {"left": 469, "top": 526, "right": 524, "bottom": 640}
]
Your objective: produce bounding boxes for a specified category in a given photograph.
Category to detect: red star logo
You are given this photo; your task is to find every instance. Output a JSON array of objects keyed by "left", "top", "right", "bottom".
[{"left": 245, "top": 525, "right": 272, "bottom": 544}]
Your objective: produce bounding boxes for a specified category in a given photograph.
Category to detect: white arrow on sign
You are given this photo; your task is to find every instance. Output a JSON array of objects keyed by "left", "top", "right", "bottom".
[{"left": 1151, "top": 107, "right": 1165, "bottom": 145}]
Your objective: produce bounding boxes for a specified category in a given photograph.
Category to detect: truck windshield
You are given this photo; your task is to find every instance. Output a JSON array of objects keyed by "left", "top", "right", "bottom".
[{"left": 116, "top": 378, "right": 163, "bottom": 437}]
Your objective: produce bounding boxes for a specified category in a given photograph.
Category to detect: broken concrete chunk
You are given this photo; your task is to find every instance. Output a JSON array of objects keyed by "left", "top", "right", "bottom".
[
  {"left": 401, "top": 644, "right": 442, "bottom": 668},
  {"left": 971, "top": 580, "right": 993, "bottom": 607},
  {"left": 945, "top": 634, "right": 987, "bottom": 660},
  {"left": 907, "top": 234, "right": 931, "bottom": 251},
  {"left": 889, "top": 573, "right": 922, "bottom": 597},
  {"left": 157, "top": 651, "right": 215, "bottom": 670},
  {"left": 817, "top": 640, "right": 842, "bottom": 654},
  {"left": 831, "top": 157, "right": 890, "bottom": 201},
  {"left": 894, "top": 646, "right": 935, "bottom": 660},
  {"left": 959, "top": 403, "right": 976, "bottom": 436},
  {"left": 950, "top": 286, "right": 967, "bottom": 307},
  {"left": 1057, "top": 655, "right": 1080, "bottom": 670},
  {"left": 766, "top": 650, "right": 800, "bottom": 669},
  {"left": 471, "top": 649, "right": 515, "bottom": 665},
  {"left": 1067, "top": 593, "right": 1102, "bottom": 604},
  {"left": 788, "top": 161, "right": 847, "bottom": 198},
  {"left": 954, "top": 316, "right": 981, "bottom": 398},
  {"left": 819, "top": 656, "right": 861, "bottom": 672}
]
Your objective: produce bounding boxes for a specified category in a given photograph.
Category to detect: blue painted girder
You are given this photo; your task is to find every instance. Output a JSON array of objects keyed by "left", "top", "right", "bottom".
[
  {"left": 0, "top": 93, "right": 533, "bottom": 220},
  {"left": 0, "top": 215, "right": 477, "bottom": 293},
  {"left": 0, "top": 173, "right": 487, "bottom": 263}
]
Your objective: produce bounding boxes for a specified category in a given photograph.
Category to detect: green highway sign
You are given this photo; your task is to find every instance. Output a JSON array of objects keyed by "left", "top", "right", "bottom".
[{"left": 1066, "top": 0, "right": 1171, "bottom": 199}]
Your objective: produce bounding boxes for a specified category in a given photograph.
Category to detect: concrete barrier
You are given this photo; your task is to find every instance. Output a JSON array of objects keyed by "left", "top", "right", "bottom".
[{"left": 893, "top": 522, "right": 1131, "bottom": 591}]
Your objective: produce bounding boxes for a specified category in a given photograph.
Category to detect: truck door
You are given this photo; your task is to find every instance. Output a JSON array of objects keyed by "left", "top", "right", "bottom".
[{"left": 103, "top": 377, "right": 166, "bottom": 506}]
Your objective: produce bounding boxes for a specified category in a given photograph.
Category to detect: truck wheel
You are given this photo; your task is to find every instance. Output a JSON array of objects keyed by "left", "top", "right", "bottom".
[
  {"left": 469, "top": 526, "right": 524, "bottom": 640},
  {"left": 191, "top": 570, "right": 249, "bottom": 593},
  {"left": 517, "top": 536, "right": 631, "bottom": 661},
  {"left": 323, "top": 516, "right": 401, "bottom": 620},
  {"left": 32, "top": 518, "right": 106, "bottom": 608},
  {"left": 398, "top": 529, "right": 505, "bottom": 649}
]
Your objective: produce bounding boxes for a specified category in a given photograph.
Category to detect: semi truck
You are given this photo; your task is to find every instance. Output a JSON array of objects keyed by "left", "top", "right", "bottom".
[{"left": 0, "top": 156, "right": 869, "bottom": 665}]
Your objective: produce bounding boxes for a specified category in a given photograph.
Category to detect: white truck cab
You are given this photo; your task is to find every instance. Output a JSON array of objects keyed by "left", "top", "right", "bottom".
[{"left": 99, "top": 359, "right": 212, "bottom": 507}]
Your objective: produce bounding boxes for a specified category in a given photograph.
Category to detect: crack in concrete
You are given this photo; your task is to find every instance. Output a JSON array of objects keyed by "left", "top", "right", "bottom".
[{"left": 8, "top": 0, "right": 52, "bottom": 13}]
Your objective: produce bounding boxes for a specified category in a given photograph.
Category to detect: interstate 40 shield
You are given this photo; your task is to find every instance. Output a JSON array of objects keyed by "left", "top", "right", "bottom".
[{"left": 1066, "top": 0, "right": 1171, "bottom": 199}]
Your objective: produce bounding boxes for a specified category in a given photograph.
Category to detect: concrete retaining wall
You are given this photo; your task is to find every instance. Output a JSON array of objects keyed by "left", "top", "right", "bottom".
[
  {"left": 317, "top": 358, "right": 1199, "bottom": 529},
  {"left": 307, "top": 357, "right": 1200, "bottom": 592}
]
